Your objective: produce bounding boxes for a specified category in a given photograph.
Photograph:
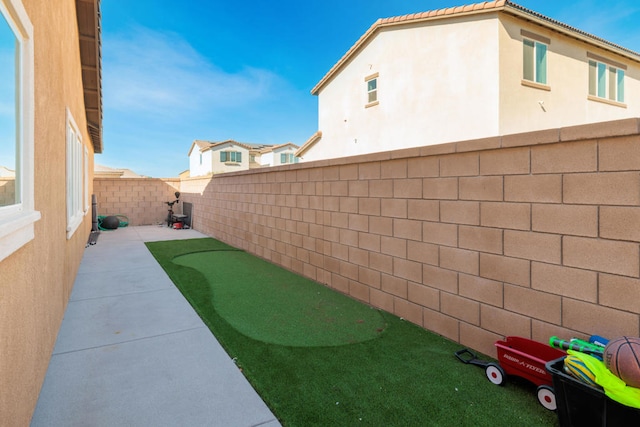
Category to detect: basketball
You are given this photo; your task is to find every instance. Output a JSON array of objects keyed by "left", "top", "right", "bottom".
[
  {"left": 604, "top": 336, "right": 640, "bottom": 388},
  {"left": 101, "top": 215, "right": 120, "bottom": 230}
]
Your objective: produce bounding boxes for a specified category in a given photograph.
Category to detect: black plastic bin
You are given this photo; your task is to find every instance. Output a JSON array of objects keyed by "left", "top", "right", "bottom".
[{"left": 546, "top": 357, "right": 640, "bottom": 426}]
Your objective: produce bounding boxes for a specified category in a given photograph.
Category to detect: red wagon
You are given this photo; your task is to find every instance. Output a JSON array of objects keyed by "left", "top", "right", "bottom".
[{"left": 456, "top": 336, "right": 566, "bottom": 410}]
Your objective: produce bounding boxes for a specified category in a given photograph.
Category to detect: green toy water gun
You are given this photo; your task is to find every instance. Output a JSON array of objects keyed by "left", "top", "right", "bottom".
[{"left": 549, "top": 336, "right": 604, "bottom": 358}]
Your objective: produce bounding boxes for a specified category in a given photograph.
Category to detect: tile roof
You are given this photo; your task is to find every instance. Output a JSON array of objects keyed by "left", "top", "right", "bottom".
[
  {"left": 188, "top": 139, "right": 274, "bottom": 156},
  {"left": 311, "top": 0, "right": 640, "bottom": 95}
]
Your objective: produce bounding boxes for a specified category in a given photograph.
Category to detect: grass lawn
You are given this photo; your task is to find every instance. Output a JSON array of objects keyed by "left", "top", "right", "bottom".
[{"left": 146, "top": 238, "right": 559, "bottom": 426}]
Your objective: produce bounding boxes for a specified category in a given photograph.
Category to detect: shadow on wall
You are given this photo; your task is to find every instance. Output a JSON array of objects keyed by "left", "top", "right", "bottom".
[
  {"left": 93, "top": 178, "right": 182, "bottom": 226},
  {"left": 172, "top": 117, "right": 640, "bottom": 360},
  {"left": 93, "top": 118, "right": 640, "bottom": 360}
]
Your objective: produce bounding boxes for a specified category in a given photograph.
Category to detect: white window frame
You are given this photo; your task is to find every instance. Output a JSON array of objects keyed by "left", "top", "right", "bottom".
[
  {"left": 84, "top": 145, "right": 89, "bottom": 213},
  {"left": 521, "top": 30, "right": 550, "bottom": 89},
  {"left": 523, "top": 40, "right": 547, "bottom": 84},
  {"left": 221, "top": 150, "right": 242, "bottom": 163},
  {"left": 588, "top": 53, "right": 626, "bottom": 105},
  {"left": 66, "top": 109, "right": 86, "bottom": 239},
  {"left": 280, "top": 152, "right": 298, "bottom": 164},
  {"left": 365, "top": 72, "right": 379, "bottom": 107},
  {"left": 0, "top": 0, "right": 40, "bottom": 262}
]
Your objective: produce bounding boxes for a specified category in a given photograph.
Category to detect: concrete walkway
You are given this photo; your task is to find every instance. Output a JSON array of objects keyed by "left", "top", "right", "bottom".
[{"left": 31, "top": 226, "right": 281, "bottom": 427}]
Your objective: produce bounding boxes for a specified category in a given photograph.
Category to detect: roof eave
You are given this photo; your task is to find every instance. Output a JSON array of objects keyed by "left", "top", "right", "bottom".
[
  {"left": 295, "top": 131, "right": 322, "bottom": 158},
  {"left": 311, "top": 2, "right": 510, "bottom": 95},
  {"left": 502, "top": 4, "right": 640, "bottom": 63},
  {"left": 76, "top": 0, "right": 103, "bottom": 153},
  {"left": 311, "top": 0, "right": 640, "bottom": 96}
]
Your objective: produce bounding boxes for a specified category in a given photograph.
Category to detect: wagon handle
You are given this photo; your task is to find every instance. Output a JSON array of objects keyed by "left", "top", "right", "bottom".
[{"left": 455, "top": 348, "right": 489, "bottom": 368}]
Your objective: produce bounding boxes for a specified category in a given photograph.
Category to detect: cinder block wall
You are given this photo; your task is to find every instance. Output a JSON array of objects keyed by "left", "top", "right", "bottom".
[
  {"left": 0, "top": 178, "right": 15, "bottom": 206},
  {"left": 179, "top": 118, "right": 640, "bottom": 358},
  {"left": 94, "top": 178, "right": 181, "bottom": 226}
]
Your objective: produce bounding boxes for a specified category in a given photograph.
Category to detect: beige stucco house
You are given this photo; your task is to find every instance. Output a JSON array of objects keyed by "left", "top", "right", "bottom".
[
  {"left": 257, "top": 142, "right": 300, "bottom": 167},
  {"left": 188, "top": 139, "right": 255, "bottom": 176},
  {"left": 296, "top": 0, "right": 640, "bottom": 161},
  {"left": 188, "top": 139, "right": 299, "bottom": 176},
  {"left": 0, "top": 0, "right": 102, "bottom": 423},
  {"left": 95, "top": 163, "right": 147, "bottom": 178}
]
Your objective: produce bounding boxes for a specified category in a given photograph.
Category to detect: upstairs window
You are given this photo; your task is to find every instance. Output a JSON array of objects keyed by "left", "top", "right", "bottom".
[
  {"left": 365, "top": 72, "right": 378, "bottom": 107},
  {"left": 220, "top": 151, "right": 242, "bottom": 163},
  {"left": 523, "top": 39, "right": 547, "bottom": 85},
  {"left": 588, "top": 55, "right": 625, "bottom": 103},
  {"left": 280, "top": 153, "right": 298, "bottom": 164},
  {"left": 521, "top": 30, "right": 550, "bottom": 88}
]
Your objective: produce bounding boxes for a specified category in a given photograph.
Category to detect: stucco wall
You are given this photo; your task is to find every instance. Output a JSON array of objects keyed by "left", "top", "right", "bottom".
[
  {"left": 308, "top": 12, "right": 640, "bottom": 163},
  {"left": 177, "top": 118, "right": 640, "bottom": 359},
  {"left": 94, "top": 177, "right": 181, "bottom": 226},
  {"left": 189, "top": 146, "right": 213, "bottom": 177},
  {"left": 313, "top": 14, "right": 501, "bottom": 162},
  {"left": 498, "top": 14, "right": 640, "bottom": 135},
  {"left": 0, "top": 0, "right": 96, "bottom": 424}
]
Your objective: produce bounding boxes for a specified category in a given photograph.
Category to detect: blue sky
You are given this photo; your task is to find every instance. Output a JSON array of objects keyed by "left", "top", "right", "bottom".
[{"left": 98, "top": 1, "right": 640, "bottom": 177}]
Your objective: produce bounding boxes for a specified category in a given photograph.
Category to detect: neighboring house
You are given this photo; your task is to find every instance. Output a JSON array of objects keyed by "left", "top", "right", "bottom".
[
  {"left": 188, "top": 139, "right": 254, "bottom": 176},
  {"left": 257, "top": 142, "right": 300, "bottom": 167},
  {"left": 296, "top": 0, "right": 640, "bottom": 161},
  {"left": 0, "top": 165, "right": 15, "bottom": 177},
  {"left": 95, "top": 163, "right": 147, "bottom": 178},
  {"left": 0, "top": 0, "right": 102, "bottom": 424},
  {"left": 188, "top": 139, "right": 299, "bottom": 176}
]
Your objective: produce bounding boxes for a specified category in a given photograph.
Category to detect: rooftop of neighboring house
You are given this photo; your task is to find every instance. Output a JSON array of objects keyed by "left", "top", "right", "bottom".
[
  {"left": 311, "top": 0, "right": 640, "bottom": 95},
  {"left": 258, "top": 142, "right": 300, "bottom": 154},
  {"left": 188, "top": 139, "right": 299, "bottom": 157},
  {"left": 94, "top": 164, "right": 147, "bottom": 178},
  {"left": 0, "top": 165, "right": 15, "bottom": 178},
  {"left": 187, "top": 139, "right": 274, "bottom": 156}
]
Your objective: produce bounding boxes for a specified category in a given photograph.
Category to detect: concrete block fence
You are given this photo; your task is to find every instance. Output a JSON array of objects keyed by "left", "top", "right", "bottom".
[
  {"left": 97, "top": 118, "right": 640, "bottom": 358},
  {"left": 94, "top": 178, "right": 181, "bottom": 227},
  {"left": 0, "top": 177, "right": 15, "bottom": 206}
]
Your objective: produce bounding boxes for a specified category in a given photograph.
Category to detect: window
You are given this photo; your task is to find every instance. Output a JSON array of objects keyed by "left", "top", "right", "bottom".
[
  {"left": 66, "top": 109, "right": 87, "bottom": 239},
  {"left": 588, "top": 55, "right": 625, "bottom": 103},
  {"left": 0, "top": 10, "right": 16, "bottom": 208},
  {"left": 280, "top": 153, "right": 298, "bottom": 164},
  {"left": 367, "top": 78, "right": 377, "bottom": 103},
  {"left": 83, "top": 145, "right": 89, "bottom": 213},
  {"left": 0, "top": 0, "right": 39, "bottom": 262},
  {"left": 523, "top": 38, "right": 547, "bottom": 85},
  {"left": 199, "top": 153, "right": 202, "bottom": 165},
  {"left": 365, "top": 72, "right": 379, "bottom": 106},
  {"left": 220, "top": 151, "right": 242, "bottom": 163}
]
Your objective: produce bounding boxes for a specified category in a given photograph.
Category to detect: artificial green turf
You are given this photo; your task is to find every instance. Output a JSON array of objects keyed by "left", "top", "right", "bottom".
[
  {"left": 173, "top": 251, "right": 385, "bottom": 346},
  {"left": 146, "top": 238, "right": 559, "bottom": 427}
]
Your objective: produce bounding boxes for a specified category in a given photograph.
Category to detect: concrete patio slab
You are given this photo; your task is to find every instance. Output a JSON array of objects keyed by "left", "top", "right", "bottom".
[
  {"left": 71, "top": 265, "right": 174, "bottom": 300},
  {"left": 31, "top": 226, "right": 281, "bottom": 427},
  {"left": 52, "top": 287, "right": 205, "bottom": 354}
]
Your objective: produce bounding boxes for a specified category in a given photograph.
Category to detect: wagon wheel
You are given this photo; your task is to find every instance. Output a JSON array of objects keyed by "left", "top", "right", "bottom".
[
  {"left": 536, "top": 385, "right": 557, "bottom": 411},
  {"left": 485, "top": 363, "right": 506, "bottom": 385}
]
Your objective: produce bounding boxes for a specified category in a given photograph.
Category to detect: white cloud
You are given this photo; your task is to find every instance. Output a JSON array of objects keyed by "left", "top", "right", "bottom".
[{"left": 103, "top": 26, "right": 282, "bottom": 119}]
